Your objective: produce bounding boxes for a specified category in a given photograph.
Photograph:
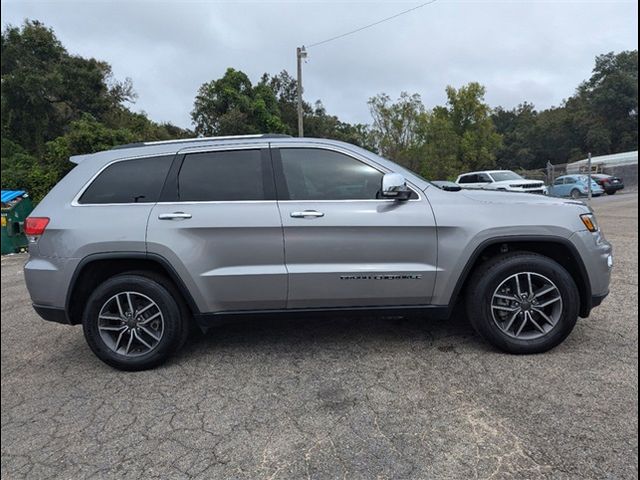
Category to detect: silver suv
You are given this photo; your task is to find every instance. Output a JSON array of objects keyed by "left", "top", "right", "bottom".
[{"left": 24, "top": 135, "right": 613, "bottom": 370}]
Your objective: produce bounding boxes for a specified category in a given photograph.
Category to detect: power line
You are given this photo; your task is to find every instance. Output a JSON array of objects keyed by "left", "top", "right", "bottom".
[{"left": 307, "top": 0, "right": 438, "bottom": 48}]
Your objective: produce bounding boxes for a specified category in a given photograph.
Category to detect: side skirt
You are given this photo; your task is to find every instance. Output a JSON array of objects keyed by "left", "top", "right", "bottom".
[{"left": 193, "top": 304, "right": 451, "bottom": 331}]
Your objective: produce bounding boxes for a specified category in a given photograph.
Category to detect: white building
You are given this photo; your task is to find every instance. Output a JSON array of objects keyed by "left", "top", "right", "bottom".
[{"left": 566, "top": 150, "right": 638, "bottom": 173}]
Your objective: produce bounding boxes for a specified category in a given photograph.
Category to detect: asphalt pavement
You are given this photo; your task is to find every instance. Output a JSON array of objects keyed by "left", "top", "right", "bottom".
[{"left": 1, "top": 192, "right": 638, "bottom": 479}]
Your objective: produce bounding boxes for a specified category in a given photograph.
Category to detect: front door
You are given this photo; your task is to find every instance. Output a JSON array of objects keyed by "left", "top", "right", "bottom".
[
  {"left": 147, "top": 145, "right": 286, "bottom": 313},
  {"left": 272, "top": 145, "right": 438, "bottom": 309}
]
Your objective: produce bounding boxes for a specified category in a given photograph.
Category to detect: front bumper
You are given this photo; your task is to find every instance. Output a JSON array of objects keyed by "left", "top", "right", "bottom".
[{"left": 570, "top": 230, "right": 613, "bottom": 317}]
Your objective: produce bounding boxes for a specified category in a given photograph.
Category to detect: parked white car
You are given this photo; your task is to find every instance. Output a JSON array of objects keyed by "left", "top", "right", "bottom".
[{"left": 456, "top": 170, "right": 547, "bottom": 194}]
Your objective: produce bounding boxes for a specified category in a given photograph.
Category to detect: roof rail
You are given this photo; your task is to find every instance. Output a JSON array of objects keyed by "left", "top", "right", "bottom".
[{"left": 111, "top": 134, "right": 292, "bottom": 150}]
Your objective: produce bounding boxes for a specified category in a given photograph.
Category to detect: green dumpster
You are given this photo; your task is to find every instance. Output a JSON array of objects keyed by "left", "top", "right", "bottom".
[{"left": 1, "top": 190, "right": 34, "bottom": 255}]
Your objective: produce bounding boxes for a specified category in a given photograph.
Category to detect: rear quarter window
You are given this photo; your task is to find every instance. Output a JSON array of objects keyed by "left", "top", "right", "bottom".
[{"left": 78, "top": 156, "right": 174, "bottom": 204}]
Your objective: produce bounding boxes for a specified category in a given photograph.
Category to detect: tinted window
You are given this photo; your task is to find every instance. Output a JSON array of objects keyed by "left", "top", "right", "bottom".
[
  {"left": 178, "top": 150, "right": 266, "bottom": 201},
  {"left": 280, "top": 148, "right": 383, "bottom": 200},
  {"left": 477, "top": 173, "right": 492, "bottom": 183},
  {"left": 79, "top": 155, "right": 173, "bottom": 204},
  {"left": 458, "top": 175, "right": 477, "bottom": 184}
]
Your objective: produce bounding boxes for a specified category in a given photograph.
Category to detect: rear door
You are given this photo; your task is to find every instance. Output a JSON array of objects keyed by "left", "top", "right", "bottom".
[
  {"left": 272, "top": 144, "right": 438, "bottom": 309},
  {"left": 147, "top": 144, "right": 286, "bottom": 313}
]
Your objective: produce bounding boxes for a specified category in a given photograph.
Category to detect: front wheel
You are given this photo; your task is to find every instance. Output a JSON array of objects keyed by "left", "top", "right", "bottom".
[
  {"left": 606, "top": 190, "right": 617, "bottom": 195},
  {"left": 570, "top": 189, "right": 582, "bottom": 199},
  {"left": 465, "top": 253, "right": 579, "bottom": 354},
  {"left": 82, "top": 274, "right": 187, "bottom": 370}
]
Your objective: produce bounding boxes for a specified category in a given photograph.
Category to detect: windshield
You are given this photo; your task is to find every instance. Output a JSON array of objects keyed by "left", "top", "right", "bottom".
[{"left": 490, "top": 171, "right": 523, "bottom": 182}]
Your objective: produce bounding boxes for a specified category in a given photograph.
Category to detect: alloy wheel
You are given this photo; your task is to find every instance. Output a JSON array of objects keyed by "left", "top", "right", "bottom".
[
  {"left": 97, "top": 291, "right": 164, "bottom": 356},
  {"left": 490, "top": 272, "right": 563, "bottom": 340}
]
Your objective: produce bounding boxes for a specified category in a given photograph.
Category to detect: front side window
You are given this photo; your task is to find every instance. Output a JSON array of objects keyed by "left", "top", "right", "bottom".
[
  {"left": 178, "top": 149, "right": 266, "bottom": 201},
  {"left": 279, "top": 148, "right": 383, "bottom": 200},
  {"left": 79, "top": 155, "right": 173, "bottom": 204},
  {"left": 458, "top": 175, "right": 476, "bottom": 184},
  {"left": 554, "top": 178, "right": 564, "bottom": 186}
]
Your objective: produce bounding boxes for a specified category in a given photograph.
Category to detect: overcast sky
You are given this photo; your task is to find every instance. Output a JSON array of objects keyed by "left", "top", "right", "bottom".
[{"left": 2, "top": 0, "right": 637, "bottom": 129}]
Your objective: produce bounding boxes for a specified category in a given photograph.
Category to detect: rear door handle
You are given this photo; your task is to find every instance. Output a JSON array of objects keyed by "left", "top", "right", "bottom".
[
  {"left": 290, "top": 210, "right": 325, "bottom": 218},
  {"left": 158, "top": 212, "right": 192, "bottom": 220}
]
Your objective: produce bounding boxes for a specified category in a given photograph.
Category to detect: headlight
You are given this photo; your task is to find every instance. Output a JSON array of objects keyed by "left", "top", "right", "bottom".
[{"left": 580, "top": 213, "right": 599, "bottom": 232}]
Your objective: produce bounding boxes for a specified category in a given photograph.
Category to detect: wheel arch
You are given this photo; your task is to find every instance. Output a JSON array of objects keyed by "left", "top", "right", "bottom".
[
  {"left": 450, "top": 236, "right": 593, "bottom": 318},
  {"left": 66, "top": 252, "right": 200, "bottom": 325}
]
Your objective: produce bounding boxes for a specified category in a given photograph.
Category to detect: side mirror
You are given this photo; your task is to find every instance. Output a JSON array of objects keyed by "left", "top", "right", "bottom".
[{"left": 381, "top": 173, "right": 412, "bottom": 200}]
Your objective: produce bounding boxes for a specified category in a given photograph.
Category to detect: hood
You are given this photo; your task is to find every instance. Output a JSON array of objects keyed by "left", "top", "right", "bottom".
[{"left": 461, "top": 189, "right": 586, "bottom": 208}]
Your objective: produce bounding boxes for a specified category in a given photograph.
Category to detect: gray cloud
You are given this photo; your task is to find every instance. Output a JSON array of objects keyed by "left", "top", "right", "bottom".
[{"left": 2, "top": 0, "right": 637, "bottom": 128}]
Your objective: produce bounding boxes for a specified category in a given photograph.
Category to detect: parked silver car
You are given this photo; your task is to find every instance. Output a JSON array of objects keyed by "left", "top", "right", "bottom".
[{"left": 24, "top": 135, "right": 613, "bottom": 370}]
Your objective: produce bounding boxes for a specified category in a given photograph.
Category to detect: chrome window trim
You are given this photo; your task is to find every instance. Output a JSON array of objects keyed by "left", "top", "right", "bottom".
[
  {"left": 156, "top": 200, "right": 278, "bottom": 205},
  {"left": 271, "top": 142, "right": 423, "bottom": 202}
]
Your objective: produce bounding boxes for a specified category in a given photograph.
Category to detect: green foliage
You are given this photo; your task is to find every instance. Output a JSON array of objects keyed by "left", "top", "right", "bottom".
[
  {"left": 368, "top": 84, "right": 500, "bottom": 180},
  {"left": 191, "top": 68, "right": 287, "bottom": 136},
  {"left": 1, "top": 20, "right": 190, "bottom": 202},
  {"left": 493, "top": 50, "right": 638, "bottom": 169}
]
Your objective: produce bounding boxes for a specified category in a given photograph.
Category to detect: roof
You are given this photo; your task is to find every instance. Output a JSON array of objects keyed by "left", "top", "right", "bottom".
[
  {"left": 1, "top": 190, "right": 26, "bottom": 203},
  {"left": 457, "top": 170, "right": 514, "bottom": 176},
  {"left": 567, "top": 150, "right": 638, "bottom": 172},
  {"left": 69, "top": 135, "right": 340, "bottom": 165},
  {"left": 111, "top": 134, "right": 292, "bottom": 150}
]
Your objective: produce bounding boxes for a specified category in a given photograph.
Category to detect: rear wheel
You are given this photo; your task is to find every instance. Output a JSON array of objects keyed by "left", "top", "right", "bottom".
[
  {"left": 606, "top": 190, "right": 616, "bottom": 195},
  {"left": 465, "top": 253, "right": 579, "bottom": 354},
  {"left": 82, "top": 274, "right": 187, "bottom": 370}
]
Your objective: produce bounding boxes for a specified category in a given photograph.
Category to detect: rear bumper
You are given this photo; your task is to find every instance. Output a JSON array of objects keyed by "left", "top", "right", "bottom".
[{"left": 32, "top": 304, "right": 70, "bottom": 325}]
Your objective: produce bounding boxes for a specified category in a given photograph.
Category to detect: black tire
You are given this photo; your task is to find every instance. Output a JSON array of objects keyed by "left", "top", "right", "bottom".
[
  {"left": 570, "top": 189, "right": 582, "bottom": 199},
  {"left": 82, "top": 274, "right": 187, "bottom": 371},
  {"left": 606, "top": 190, "right": 616, "bottom": 195},
  {"left": 465, "top": 252, "right": 579, "bottom": 354}
]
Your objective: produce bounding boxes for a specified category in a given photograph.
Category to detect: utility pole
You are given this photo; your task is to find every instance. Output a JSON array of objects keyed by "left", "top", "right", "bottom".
[
  {"left": 587, "top": 152, "right": 593, "bottom": 204},
  {"left": 296, "top": 46, "right": 307, "bottom": 137}
]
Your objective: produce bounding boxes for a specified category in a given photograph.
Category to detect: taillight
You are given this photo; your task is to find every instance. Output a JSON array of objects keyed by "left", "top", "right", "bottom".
[{"left": 24, "top": 217, "right": 50, "bottom": 236}]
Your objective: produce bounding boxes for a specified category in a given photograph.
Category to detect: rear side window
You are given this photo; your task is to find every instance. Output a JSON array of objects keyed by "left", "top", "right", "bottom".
[
  {"left": 178, "top": 149, "right": 267, "bottom": 201},
  {"left": 79, "top": 156, "right": 173, "bottom": 204}
]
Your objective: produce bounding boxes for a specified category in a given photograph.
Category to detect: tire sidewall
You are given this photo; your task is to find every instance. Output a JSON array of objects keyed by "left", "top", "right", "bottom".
[
  {"left": 83, "top": 275, "right": 182, "bottom": 371},
  {"left": 470, "top": 255, "right": 579, "bottom": 354}
]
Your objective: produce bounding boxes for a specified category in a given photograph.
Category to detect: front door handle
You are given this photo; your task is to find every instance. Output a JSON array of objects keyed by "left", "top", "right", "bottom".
[
  {"left": 290, "top": 210, "right": 325, "bottom": 218},
  {"left": 158, "top": 212, "right": 192, "bottom": 220}
]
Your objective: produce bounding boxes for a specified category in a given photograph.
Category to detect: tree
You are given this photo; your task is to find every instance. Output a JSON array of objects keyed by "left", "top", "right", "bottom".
[
  {"left": 443, "top": 83, "right": 502, "bottom": 172},
  {"left": 191, "top": 68, "right": 286, "bottom": 136},
  {"left": 1, "top": 20, "right": 190, "bottom": 202},
  {"left": 368, "top": 92, "right": 427, "bottom": 172},
  {"left": 1, "top": 20, "right": 136, "bottom": 154}
]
